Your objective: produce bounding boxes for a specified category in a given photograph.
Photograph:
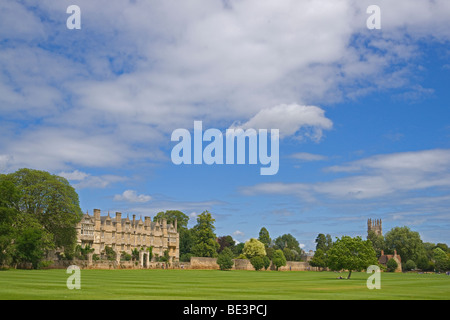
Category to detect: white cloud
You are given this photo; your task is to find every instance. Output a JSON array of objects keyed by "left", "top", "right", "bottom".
[
  {"left": 58, "top": 170, "right": 127, "bottom": 189},
  {"left": 1, "top": 0, "right": 450, "bottom": 174},
  {"left": 242, "top": 149, "right": 450, "bottom": 200},
  {"left": 114, "top": 190, "right": 152, "bottom": 203},
  {"left": 230, "top": 104, "right": 333, "bottom": 140}
]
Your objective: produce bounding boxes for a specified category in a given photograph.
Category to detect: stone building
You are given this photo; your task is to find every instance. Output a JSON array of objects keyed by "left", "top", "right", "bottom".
[
  {"left": 76, "top": 209, "right": 179, "bottom": 264},
  {"left": 367, "top": 218, "right": 382, "bottom": 236},
  {"left": 378, "top": 250, "right": 402, "bottom": 272}
]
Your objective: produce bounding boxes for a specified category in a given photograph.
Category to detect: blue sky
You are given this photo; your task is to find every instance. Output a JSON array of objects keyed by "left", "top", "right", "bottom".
[{"left": 1, "top": 0, "right": 450, "bottom": 250}]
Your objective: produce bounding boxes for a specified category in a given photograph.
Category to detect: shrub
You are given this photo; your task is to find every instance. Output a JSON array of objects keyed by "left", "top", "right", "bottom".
[
  {"left": 263, "top": 256, "right": 271, "bottom": 270},
  {"left": 386, "top": 258, "right": 398, "bottom": 272},
  {"left": 250, "top": 256, "right": 264, "bottom": 271},
  {"left": 217, "top": 248, "right": 234, "bottom": 271},
  {"left": 272, "top": 249, "right": 287, "bottom": 271},
  {"left": 405, "top": 260, "right": 416, "bottom": 271}
]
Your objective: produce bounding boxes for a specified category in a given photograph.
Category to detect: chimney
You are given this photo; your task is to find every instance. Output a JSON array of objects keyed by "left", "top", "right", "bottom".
[
  {"left": 94, "top": 209, "right": 101, "bottom": 220},
  {"left": 116, "top": 212, "right": 122, "bottom": 223},
  {"left": 381, "top": 250, "right": 384, "bottom": 256},
  {"left": 132, "top": 214, "right": 136, "bottom": 225}
]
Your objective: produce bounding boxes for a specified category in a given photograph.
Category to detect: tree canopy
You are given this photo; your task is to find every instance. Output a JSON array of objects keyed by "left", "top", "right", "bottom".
[
  {"left": 191, "top": 210, "right": 219, "bottom": 258},
  {"left": 327, "top": 236, "right": 378, "bottom": 279},
  {"left": 0, "top": 169, "right": 82, "bottom": 268}
]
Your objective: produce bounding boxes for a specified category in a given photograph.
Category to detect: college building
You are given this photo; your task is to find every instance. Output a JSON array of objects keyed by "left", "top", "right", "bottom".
[{"left": 76, "top": 209, "right": 179, "bottom": 264}]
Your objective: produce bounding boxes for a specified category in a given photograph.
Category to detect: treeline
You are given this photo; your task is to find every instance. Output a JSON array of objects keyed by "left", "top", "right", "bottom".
[
  {"left": 0, "top": 169, "right": 83, "bottom": 269},
  {"left": 310, "top": 228, "right": 450, "bottom": 273},
  {"left": 154, "top": 210, "right": 304, "bottom": 270}
]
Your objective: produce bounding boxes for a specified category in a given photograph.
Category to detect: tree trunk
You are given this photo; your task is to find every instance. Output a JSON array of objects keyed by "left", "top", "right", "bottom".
[{"left": 347, "top": 270, "right": 352, "bottom": 279}]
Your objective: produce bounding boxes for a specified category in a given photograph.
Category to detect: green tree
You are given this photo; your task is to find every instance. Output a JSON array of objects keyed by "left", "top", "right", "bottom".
[
  {"left": 367, "top": 230, "right": 385, "bottom": 257},
  {"left": 153, "top": 210, "right": 189, "bottom": 230},
  {"left": 405, "top": 260, "right": 416, "bottom": 271},
  {"left": 258, "top": 227, "right": 271, "bottom": 248},
  {"left": 262, "top": 256, "right": 271, "bottom": 270},
  {"left": 250, "top": 256, "right": 264, "bottom": 271},
  {"left": 384, "top": 226, "right": 426, "bottom": 267},
  {"left": 14, "top": 216, "right": 53, "bottom": 269},
  {"left": 386, "top": 258, "right": 398, "bottom": 272},
  {"left": 274, "top": 234, "right": 302, "bottom": 261},
  {"left": 309, "top": 248, "right": 327, "bottom": 270},
  {"left": 0, "top": 180, "right": 20, "bottom": 266},
  {"left": 217, "top": 247, "right": 234, "bottom": 270},
  {"left": 243, "top": 238, "right": 266, "bottom": 259},
  {"left": 433, "top": 247, "right": 449, "bottom": 272},
  {"left": 315, "top": 233, "right": 333, "bottom": 252},
  {"left": 3, "top": 169, "right": 83, "bottom": 253},
  {"left": 191, "top": 211, "right": 219, "bottom": 257},
  {"left": 272, "top": 249, "right": 286, "bottom": 271},
  {"left": 327, "top": 236, "right": 378, "bottom": 279}
]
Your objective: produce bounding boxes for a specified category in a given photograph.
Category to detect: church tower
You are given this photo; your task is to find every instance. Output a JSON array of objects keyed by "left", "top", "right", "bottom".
[{"left": 367, "top": 218, "right": 382, "bottom": 236}]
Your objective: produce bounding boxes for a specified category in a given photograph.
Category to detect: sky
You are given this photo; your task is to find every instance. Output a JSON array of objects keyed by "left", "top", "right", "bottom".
[{"left": 1, "top": 0, "right": 450, "bottom": 251}]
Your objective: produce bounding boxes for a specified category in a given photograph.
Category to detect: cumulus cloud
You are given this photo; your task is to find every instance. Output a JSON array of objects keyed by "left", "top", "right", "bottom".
[
  {"left": 1, "top": 0, "right": 450, "bottom": 173},
  {"left": 230, "top": 104, "right": 333, "bottom": 140},
  {"left": 114, "top": 190, "right": 152, "bottom": 203}
]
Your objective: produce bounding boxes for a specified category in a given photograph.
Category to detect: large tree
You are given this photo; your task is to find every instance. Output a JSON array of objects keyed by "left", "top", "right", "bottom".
[
  {"left": 191, "top": 210, "right": 219, "bottom": 257},
  {"left": 3, "top": 169, "right": 82, "bottom": 250},
  {"left": 384, "top": 226, "right": 426, "bottom": 266},
  {"left": 327, "top": 236, "right": 378, "bottom": 279},
  {"left": 274, "top": 233, "right": 302, "bottom": 261}
]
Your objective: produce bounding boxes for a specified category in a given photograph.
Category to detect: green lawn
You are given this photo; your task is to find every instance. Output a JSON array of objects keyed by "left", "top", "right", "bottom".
[{"left": 0, "top": 269, "right": 449, "bottom": 300}]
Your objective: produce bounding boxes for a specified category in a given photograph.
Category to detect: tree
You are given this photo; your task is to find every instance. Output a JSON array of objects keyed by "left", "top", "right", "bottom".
[
  {"left": 3, "top": 169, "right": 83, "bottom": 253},
  {"left": 386, "top": 258, "right": 398, "bottom": 272},
  {"left": 243, "top": 238, "right": 266, "bottom": 259},
  {"left": 433, "top": 247, "right": 450, "bottom": 272},
  {"left": 250, "top": 256, "right": 264, "bottom": 271},
  {"left": 384, "top": 226, "right": 426, "bottom": 267},
  {"left": 217, "top": 235, "right": 235, "bottom": 253},
  {"left": 258, "top": 227, "right": 271, "bottom": 248},
  {"left": 191, "top": 211, "right": 219, "bottom": 257},
  {"left": 405, "top": 260, "right": 416, "bottom": 271},
  {"left": 217, "top": 247, "right": 234, "bottom": 270},
  {"left": 0, "top": 180, "right": 20, "bottom": 266},
  {"left": 272, "top": 249, "right": 286, "bottom": 271},
  {"left": 309, "top": 248, "right": 327, "bottom": 270},
  {"left": 274, "top": 234, "right": 302, "bottom": 261},
  {"left": 367, "top": 230, "right": 385, "bottom": 257},
  {"left": 14, "top": 215, "right": 53, "bottom": 269},
  {"left": 153, "top": 210, "right": 189, "bottom": 230},
  {"left": 315, "top": 233, "right": 333, "bottom": 252},
  {"left": 327, "top": 236, "right": 378, "bottom": 279},
  {"left": 262, "top": 256, "right": 271, "bottom": 270}
]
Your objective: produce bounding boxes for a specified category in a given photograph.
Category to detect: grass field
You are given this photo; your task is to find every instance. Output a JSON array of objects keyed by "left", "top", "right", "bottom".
[{"left": 0, "top": 269, "right": 449, "bottom": 300}]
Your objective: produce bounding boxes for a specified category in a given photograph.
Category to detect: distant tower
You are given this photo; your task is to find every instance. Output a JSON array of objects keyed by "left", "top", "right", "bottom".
[{"left": 367, "top": 218, "right": 382, "bottom": 236}]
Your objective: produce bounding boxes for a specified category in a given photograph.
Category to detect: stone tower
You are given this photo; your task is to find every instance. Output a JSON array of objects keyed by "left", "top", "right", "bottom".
[{"left": 367, "top": 218, "right": 382, "bottom": 236}]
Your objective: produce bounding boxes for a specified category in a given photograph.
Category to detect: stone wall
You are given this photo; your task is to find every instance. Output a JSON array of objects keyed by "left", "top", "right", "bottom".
[{"left": 189, "top": 257, "right": 320, "bottom": 271}]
